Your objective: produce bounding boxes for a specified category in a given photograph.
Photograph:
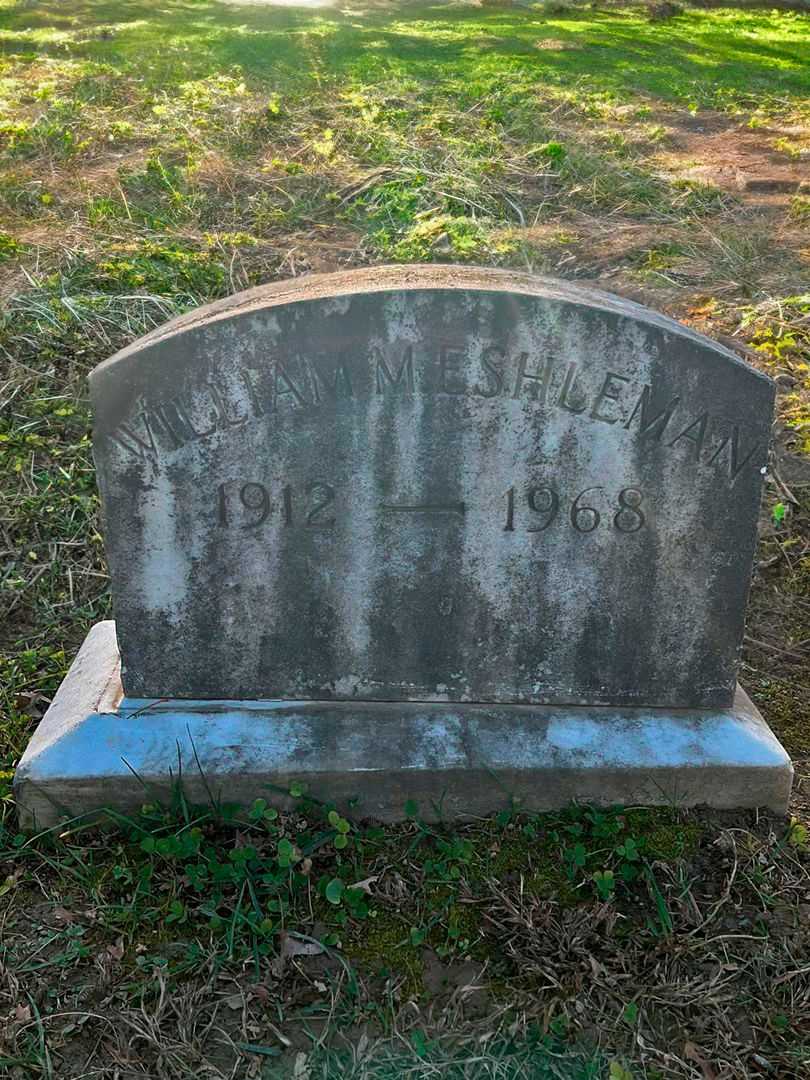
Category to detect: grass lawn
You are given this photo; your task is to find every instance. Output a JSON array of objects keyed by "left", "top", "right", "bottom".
[{"left": 1, "top": 1, "right": 810, "bottom": 1076}]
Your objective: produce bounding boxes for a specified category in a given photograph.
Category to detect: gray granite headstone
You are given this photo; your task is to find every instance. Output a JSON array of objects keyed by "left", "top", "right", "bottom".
[
  {"left": 15, "top": 267, "right": 793, "bottom": 828},
  {"left": 91, "top": 266, "right": 772, "bottom": 709}
]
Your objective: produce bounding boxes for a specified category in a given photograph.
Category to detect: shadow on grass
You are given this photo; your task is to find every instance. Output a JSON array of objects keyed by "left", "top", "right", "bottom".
[{"left": 1, "top": 0, "right": 808, "bottom": 108}]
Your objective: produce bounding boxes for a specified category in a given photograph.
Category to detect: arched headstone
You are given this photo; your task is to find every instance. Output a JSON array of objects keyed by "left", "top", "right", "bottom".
[{"left": 16, "top": 267, "right": 792, "bottom": 826}]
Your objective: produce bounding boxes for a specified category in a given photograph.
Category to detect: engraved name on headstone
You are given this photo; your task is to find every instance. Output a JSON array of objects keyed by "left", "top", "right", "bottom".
[{"left": 89, "top": 266, "right": 774, "bottom": 709}]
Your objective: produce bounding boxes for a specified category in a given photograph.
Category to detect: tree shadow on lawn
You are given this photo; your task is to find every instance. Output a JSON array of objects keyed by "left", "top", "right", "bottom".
[{"left": 1, "top": 0, "right": 808, "bottom": 107}]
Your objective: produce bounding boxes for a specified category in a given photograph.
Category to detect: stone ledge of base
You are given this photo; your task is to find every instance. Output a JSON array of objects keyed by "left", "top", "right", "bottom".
[
  {"left": 14, "top": 753, "right": 794, "bottom": 832},
  {"left": 13, "top": 620, "right": 794, "bottom": 830}
]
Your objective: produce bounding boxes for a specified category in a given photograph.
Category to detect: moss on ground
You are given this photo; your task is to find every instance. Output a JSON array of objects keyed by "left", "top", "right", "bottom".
[
  {"left": 752, "top": 676, "right": 810, "bottom": 755},
  {"left": 344, "top": 909, "right": 425, "bottom": 998},
  {"left": 622, "top": 809, "right": 703, "bottom": 860}
]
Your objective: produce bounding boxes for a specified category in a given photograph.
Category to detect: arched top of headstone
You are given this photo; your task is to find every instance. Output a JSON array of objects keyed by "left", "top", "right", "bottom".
[
  {"left": 94, "top": 263, "right": 768, "bottom": 388},
  {"left": 90, "top": 266, "right": 773, "bottom": 709}
]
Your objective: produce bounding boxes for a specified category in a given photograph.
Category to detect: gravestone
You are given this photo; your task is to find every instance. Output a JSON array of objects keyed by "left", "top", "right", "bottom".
[{"left": 15, "top": 266, "right": 792, "bottom": 828}]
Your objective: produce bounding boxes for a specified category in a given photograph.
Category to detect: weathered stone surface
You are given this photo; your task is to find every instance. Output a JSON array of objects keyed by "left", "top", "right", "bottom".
[
  {"left": 16, "top": 269, "right": 791, "bottom": 829},
  {"left": 90, "top": 266, "right": 774, "bottom": 707},
  {"left": 14, "top": 622, "right": 794, "bottom": 830}
]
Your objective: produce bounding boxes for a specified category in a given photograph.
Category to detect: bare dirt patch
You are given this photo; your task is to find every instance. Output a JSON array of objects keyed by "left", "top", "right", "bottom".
[{"left": 655, "top": 109, "right": 810, "bottom": 207}]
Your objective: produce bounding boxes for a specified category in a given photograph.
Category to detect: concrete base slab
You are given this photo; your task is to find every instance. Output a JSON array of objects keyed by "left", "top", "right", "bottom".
[{"left": 14, "top": 622, "right": 794, "bottom": 830}]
